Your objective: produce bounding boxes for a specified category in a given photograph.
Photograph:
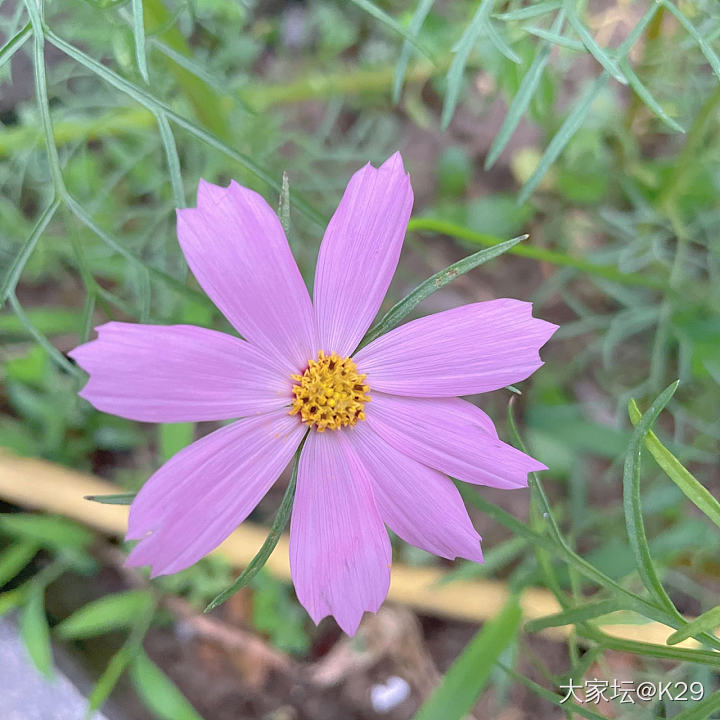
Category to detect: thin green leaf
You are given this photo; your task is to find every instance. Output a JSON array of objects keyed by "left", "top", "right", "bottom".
[
  {"left": 349, "top": 0, "right": 433, "bottom": 60},
  {"left": 670, "top": 690, "right": 720, "bottom": 720},
  {"left": 131, "top": 0, "right": 149, "bottom": 83},
  {"left": 661, "top": 0, "right": 720, "bottom": 80},
  {"left": 392, "top": 0, "right": 435, "bottom": 102},
  {"left": 619, "top": 59, "right": 684, "bottom": 133},
  {"left": 519, "top": 73, "right": 609, "bottom": 203},
  {"left": 522, "top": 25, "right": 583, "bottom": 52},
  {"left": 130, "top": 650, "right": 205, "bottom": 720},
  {"left": 19, "top": 586, "right": 53, "bottom": 677},
  {"left": 86, "top": 610, "right": 153, "bottom": 716},
  {"left": 155, "top": 112, "right": 185, "bottom": 208},
  {"left": 204, "top": 439, "right": 305, "bottom": 612},
  {"left": 485, "top": 19, "right": 521, "bottom": 64},
  {"left": 486, "top": 12, "right": 565, "bottom": 169},
  {"left": 0, "top": 513, "right": 93, "bottom": 550},
  {"left": 525, "top": 599, "right": 623, "bottom": 634},
  {"left": 668, "top": 605, "right": 720, "bottom": 646},
  {"left": 7, "top": 292, "right": 81, "bottom": 377},
  {"left": 584, "top": 627, "right": 720, "bottom": 668},
  {"left": 362, "top": 234, "right": 528, "bottom": 346},
  {"left": 87, "top": 645, "right": 134, "bottom": 716},
  {"left": 565, "top": 0, "right": 626, "bottom": 83},
  {"left": 0, "top": 587, "right": 26, "bottom": 617},
  {"left": 629, "top": 399, "right": 720, "bottom": 529},
  {"left": 413, "top": 598, "right": 522, "bottom": 720},
  {"left": 23, "top": 0, "right": 65, "bottom": 195},
  {"left": 56, "top": 591, "right": 154, "bottom": 639},
  {"left": 0, "top": 22, "right": 31, "bottom": 69},
  {"left": 407, "top": 217, "right": 668, "bottom": 290},
  {"left": 84, "top": 492, "right": 137, "bottom": 505},
  {"left": 442, "top": 0, "right": 492, "bottom": 128},
  {"left": 624, "top": 382, "right": 680, "bottom": 615},
  {"left": 0, "top": 541, "right": 38, "bottom": 587},
  {"left": 494, "top": 2, "right": 561, "bottom": 21}
]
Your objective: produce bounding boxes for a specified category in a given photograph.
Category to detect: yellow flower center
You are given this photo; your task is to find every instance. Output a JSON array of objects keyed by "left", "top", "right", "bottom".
[{"left": 290, "top": 351, "right": 370, "bottom": 432}]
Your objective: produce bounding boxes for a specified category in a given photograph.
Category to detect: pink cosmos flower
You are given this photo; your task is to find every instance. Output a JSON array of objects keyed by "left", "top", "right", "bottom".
[{"left": 70, "top": 153, "right": 557, "bottom": 635}]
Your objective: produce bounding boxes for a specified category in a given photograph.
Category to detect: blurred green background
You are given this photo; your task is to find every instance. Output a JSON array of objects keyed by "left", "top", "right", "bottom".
[{"left": 1, "top": 1, "right": 720, "bottom": 718}]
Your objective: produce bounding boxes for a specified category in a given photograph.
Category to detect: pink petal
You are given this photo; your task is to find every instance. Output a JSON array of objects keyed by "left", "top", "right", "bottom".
[
  {"left": 354, "top": 300, "right": 558, "bottom": 396},
  {"left": 290, "top": 430, "right": 391, "bottom": 635},
  {"left": 177, "top": 180, "right": 316, "bottom": 373},
  {"left": 350, "top": 422, "right": 483, "bottom": 562},
  {"left": 313, "top": 153, "right": 413, "bottom": 356},
  {"left": 126, "top": 410, "right": 304, "bottom": 576},
  {"left": 365, "top": 393, "right": 546, "bottom": 489},
  {"left": 69, "top": 322, "right": 293, "bottom": 422}
]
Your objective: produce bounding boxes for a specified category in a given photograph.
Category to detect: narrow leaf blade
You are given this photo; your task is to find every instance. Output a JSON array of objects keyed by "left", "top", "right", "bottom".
[{"left": 413, "top": 598, "right": 522, "bottom": 720}]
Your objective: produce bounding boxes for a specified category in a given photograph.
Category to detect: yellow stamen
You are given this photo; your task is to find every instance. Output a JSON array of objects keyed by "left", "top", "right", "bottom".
[{"left": 289, "top": 351, "right": 370, "bottom": 432}]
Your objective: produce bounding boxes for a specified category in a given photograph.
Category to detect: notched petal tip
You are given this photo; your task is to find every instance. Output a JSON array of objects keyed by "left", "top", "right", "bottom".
[{"left": 196, "top": 178, "right": 230, "bottom": 208}]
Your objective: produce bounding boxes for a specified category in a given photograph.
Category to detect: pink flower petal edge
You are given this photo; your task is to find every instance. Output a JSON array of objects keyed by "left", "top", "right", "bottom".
[
  {"left": 350, "top": 422, "right": 483, "bottom": 562},
  {"left": 70, "top": 322, "right": 292, "bottom": 422},
  {"left": 126, "top": 410, "right": 304, "bottom": 577},
  {"left": 314, "top": 152, "right": 413, "bottom": 357},
  {"left": 289, "top": 429, "right": 391, "bottom": 635},
  {"left": 354, "top": 299, "right": 558, "bottom": 397},
  {"left": 177, "top": 180, "right": 316, "bottom": 374},
  {"left": 365, "top": 393, "right": 546, "bottom": 489}
]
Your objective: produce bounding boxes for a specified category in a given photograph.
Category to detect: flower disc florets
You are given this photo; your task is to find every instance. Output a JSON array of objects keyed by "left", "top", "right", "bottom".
[{"left": 290, "top": 351, "right": 370, "bottom": 432}]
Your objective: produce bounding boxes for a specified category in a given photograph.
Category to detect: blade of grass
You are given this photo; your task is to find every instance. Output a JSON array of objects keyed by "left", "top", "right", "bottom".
[
  {"left": 629, "top": 398, "right": 720, "bottom": 529},
  {"left": 583, "top": 627, "right": 720, "bottom": 668},
  {"left": 494, "top": 2, "right": 561, "bottom": 21},
  {"left": 619, "top": 59, "right": 684, "bottom": 133},
  {"left": 204, "top": 438, "right": 306, "bottom": 612},
  {"left": 485, "top": 19, "right": 521, "bottom": 64},
  {"left": 522, "top": 25, "right": 583, "bottom": 51},
  {"left": 623, "top": 382, "right": 680, "bottom": 616},
  {"left": 0, "top": 541, "right": 38, "bottom": 587},
  {"left": 0, "top": 21, "right": 31, "bottom": 68},
  {"left": 19, "top": 585, "right": 53, "bottom": 677},
  {"left": 565, "top": 0, "right": 626, "bottom": 83},
  {"left": 84, "top": 493, "right": 137, "bottom": 505},
  {"left": 130, "top": 650, "right": 205, "bottom": 720},
  {"left": 361, "top": 234, "right": 528, "bottom": 346},
  {"left": 525, "top": 599, "right": 624, "bottom": 634},
  {"left": 486, "top": 11, "right": 565, "bottom": 169},
  {"left": 667, "top": 606, "right": 720, "bottom": 646},
  {"left": 392, "top": 0, "right": 435, "bottom": 102},
  {"left": 131, "top": 0, "right": 149, "bottom": 83},
  {"left": 413, "top": 598, "right": 522, "bottom": 720},
  {"left": 155, "top": 111, "right": 185, "bottom": 208}
]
